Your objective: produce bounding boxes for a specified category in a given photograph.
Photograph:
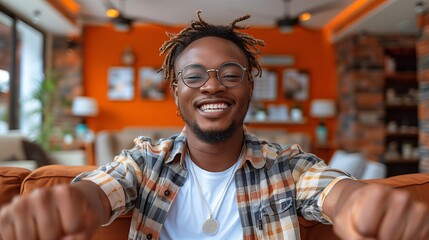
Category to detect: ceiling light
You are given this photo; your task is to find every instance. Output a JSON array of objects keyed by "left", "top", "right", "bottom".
[
  {"left": 299, "top": 12, "right": 312, "bottom": 22},
  {"left": 113, "top": 16, "right": 132, "bottom": 32},
  {"left": 416, "top": 2, "right": 425, "bottom": 15},
  {"left": 106, "top": 8, "right": 120, "bottom": 18},
  {"left": 276, "top": 17, "right": 299, "bottom": 33}
]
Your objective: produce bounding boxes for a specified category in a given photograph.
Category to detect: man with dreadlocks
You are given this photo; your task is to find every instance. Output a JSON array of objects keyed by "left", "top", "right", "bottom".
[{"left": 1, "top": 10, "right": 429, "bottom": 240}]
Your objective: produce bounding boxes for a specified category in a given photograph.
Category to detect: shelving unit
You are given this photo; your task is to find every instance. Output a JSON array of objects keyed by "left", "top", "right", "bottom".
[
  {"left": 382, "top": 48, "right": 419, "bottom": 176},
  {"left": 335, "top": 35, "right": 419, "bottom": 177}
]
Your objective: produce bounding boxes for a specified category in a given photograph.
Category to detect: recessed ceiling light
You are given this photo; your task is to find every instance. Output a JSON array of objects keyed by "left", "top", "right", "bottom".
[{"left": 32, "top": 10, "right": 41, "bottom": 24}]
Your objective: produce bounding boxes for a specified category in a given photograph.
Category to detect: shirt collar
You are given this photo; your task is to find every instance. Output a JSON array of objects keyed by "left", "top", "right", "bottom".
[
  {"left": 165, "top": 126, "right": 187, "bottom": 168},
  {"left": 164, "top": 125, "right": 302, "bottom": 170},
  {"left": 242, "top": 126, "right": 304, "bottom": 169}
]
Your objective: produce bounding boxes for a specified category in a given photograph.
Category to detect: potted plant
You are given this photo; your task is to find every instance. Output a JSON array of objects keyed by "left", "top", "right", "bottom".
[{"left": 28, "top": 72, "right": 61, "bottom": 151}]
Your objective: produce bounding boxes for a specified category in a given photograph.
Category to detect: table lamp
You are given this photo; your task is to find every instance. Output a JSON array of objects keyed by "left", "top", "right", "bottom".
[
  {"left": 310, "top": 99, "right": 336, "bottom": 145},
  {"left": 71, "top": 96, "right": 98, "bottom": 141}
]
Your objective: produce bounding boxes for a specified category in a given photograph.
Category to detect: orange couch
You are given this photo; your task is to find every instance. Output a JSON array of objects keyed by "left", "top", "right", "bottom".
[{"left": 1, "top": 165, "right": 429, "bottom": 240}]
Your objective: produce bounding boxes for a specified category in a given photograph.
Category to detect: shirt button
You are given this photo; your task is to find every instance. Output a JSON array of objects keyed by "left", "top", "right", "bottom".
[
  {"left": 164, "top": 190, "right": 170, "bottom": 196},
  {"left": 146, "top": 233, "right": 152, "bottom": 239}
]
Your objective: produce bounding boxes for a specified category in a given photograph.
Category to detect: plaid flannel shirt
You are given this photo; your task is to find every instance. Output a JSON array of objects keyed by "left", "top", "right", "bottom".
[{"left": 73, "top": 127, "right": 351, "bottom": 239}]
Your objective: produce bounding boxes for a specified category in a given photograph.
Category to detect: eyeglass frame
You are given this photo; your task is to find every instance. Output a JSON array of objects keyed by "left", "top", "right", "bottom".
[{"left": 175, "top": 61, "right": 248, "bottom": 89}]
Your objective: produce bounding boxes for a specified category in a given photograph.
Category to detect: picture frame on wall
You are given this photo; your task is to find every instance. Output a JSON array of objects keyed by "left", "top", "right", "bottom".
[
  {"left": 108, "top": 67, "right": 134, "bottom": 101},
  {"left": 252, "top": 69, "right": 278, "bottom": 101},
  {"left": 139, "top": 67, "right": 167, "bottom": 100},
  {"left": 283, "top": 69, "right": 309, "bottom": 101}
]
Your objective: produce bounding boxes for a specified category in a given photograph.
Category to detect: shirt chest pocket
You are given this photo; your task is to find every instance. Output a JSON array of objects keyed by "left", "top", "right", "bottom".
[
  {"left": 260, "top": 197, "right": 293, "bottom": 216},
  {"left": 256, "top": 196, "right": 298, "bottom": 238}
]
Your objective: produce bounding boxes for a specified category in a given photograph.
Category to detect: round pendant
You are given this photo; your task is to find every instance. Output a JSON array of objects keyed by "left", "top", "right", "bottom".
[{"left": 202, "top": 217, "right": 219, "bottom": 235}]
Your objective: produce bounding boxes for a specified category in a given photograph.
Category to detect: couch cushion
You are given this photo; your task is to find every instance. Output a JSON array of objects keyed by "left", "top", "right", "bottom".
[
  {"left": 21, "top": 165, "right": 97, "bottom": 195},
  {"left": 0, "top": 167, "right": 31, "bottom": 206}
]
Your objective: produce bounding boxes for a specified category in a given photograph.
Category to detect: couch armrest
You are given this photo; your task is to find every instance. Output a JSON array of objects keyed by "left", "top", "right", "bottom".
[
  {"left": 363, "top": 173, "right": 429, "bottom": 203},
  {"left": 0, "top": 167, "right": 31, "bottom": 207},
  {"left": 20, "top": 165, "right": 97, "bottom": 195}
]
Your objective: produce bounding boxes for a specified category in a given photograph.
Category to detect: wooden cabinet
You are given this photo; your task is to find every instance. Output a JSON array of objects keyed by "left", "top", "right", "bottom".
[{"left": 51, "top": 139, "right": 95, "bottom": 165}]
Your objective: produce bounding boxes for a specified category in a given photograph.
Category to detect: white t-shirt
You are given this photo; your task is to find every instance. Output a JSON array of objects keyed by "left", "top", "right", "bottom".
[{"left": 160, "top": 153, "right": 242, "bottom": 239}]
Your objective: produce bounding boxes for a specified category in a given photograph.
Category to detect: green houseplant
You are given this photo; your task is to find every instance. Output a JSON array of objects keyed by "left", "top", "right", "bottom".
[{"left": 28, "top": 72, "right": 60, "bottom": 151}]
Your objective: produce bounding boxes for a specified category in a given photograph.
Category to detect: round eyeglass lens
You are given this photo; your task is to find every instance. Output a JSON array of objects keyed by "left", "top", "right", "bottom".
[
  {"left": 218, "top": 63, "right": 244, "bottom": 87},
  {"left": 182, "top": 65, "right": 207, "bottom": 88}
]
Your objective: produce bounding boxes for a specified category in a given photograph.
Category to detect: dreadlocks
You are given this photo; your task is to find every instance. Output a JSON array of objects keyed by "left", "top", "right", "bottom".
[{"left": 159, "top": 10, "right": 266, "bottom": 86}]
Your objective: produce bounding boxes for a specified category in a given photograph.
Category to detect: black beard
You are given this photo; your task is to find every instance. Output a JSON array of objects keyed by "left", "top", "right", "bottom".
[
  {"left": 177, "top": 98, "right": 242, "bottom": 144},
  {"left": 189, "top": 121, "right": 237, "bottom": 144}
]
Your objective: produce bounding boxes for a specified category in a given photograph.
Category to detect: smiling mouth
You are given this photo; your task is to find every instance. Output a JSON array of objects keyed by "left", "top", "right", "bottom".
[{"left": 199, "top": 103, "right": 230, "bottom": 112}]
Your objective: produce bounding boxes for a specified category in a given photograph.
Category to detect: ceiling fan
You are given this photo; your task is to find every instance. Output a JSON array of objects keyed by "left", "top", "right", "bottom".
[
  {"left": 81, "top": 0, "right": 170, "bottom": 32},
  {"left": 276, "top": 0, "right": 345, "bottom": 33}
]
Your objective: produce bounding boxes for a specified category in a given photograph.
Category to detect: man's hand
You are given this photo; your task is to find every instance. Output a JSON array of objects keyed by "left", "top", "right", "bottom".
[
  {"left": 327, "top": 181, "right": 429, "bottom": 240},
  {"left": 0, "top": 183, "right": 107, "bottom": 240}
]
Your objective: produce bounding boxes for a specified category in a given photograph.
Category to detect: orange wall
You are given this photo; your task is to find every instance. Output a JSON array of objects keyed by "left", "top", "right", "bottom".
[{"left": 83, "top": 25, "right": 337, "bottom": 142}]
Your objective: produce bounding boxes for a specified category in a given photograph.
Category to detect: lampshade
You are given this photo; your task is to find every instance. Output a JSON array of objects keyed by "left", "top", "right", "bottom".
[
  {"left": 71, "top": 96, "right": 98, "bottom": 117},
  {"left": 310, "top": 99, "right": 336, "bottom": 118}
]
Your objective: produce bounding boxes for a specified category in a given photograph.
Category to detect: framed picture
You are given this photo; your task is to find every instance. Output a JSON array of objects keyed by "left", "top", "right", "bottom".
[
  {"left": 252, "top": 69, "right": 278, "bottom": 101},
  {"left": 283, "top": 69, "right": 309, "bottom": 101},
  {"left": 139, "top": 67, "right": 167, "bottom": 100},
  {"left": 107, "top": 67, "right": 134, "bottom": 100}
]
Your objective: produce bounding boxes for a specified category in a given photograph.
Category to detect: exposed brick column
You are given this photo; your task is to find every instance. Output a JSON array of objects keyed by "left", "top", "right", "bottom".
[{"left": 417, "top": 26, "right": 429, "bottom": 173}]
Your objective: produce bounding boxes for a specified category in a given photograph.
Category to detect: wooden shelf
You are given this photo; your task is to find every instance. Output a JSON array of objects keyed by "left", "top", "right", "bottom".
[
  {"left": 383, "top": 158, "right": 419, "bottom": 164},
  {"left": 385, "top": 72, "right": 417, "bottom": 81},
  {"left": 385, "top": 103, "right": 417, "bottom": 109},
  {"left": 385, "top": 132, "right": 418, "bottom": 138},
  {"left": 245, "top": 118, "right": 307, "bottom": 125}
]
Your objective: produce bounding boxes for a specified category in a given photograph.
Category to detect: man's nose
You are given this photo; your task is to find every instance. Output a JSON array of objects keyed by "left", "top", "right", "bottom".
[{"left": 200, "top": 71, "right": 226, "bottom": 92}]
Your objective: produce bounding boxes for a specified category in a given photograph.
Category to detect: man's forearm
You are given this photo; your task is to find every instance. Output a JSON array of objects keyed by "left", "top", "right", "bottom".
[
  {"left": 322, "top": 179, "right": 366, "bottom": 221},
  {"left": 72, "top": 181, "right": 111, "bottom": 226}
]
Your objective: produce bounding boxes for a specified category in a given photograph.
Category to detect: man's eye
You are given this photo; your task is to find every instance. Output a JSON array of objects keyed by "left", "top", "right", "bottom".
[
  {"left": 221, "top": 74, "right": 241, "bottom": 81},
  {"left": 184, "top": 75, "right": 204, "bottom": 82}
]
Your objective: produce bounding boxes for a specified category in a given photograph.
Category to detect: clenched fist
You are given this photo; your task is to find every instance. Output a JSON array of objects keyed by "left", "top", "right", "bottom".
[
  {"left": 0, "top": 182, "right": 108, "bottom": 240},
  {"left": 332, "top": 182, "right": 429, "bottom": 240}
]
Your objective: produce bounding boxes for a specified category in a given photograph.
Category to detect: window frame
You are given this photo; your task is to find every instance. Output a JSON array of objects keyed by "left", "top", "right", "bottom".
[{"left": 0, "top": 3, "right": 46, "bottom": 130}]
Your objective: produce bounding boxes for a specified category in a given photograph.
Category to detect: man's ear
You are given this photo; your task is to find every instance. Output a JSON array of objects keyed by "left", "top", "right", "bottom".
[
  {"left": 248, "top": 76, "right": 254, "bottom": 100},
  {"left": 171, "top": 81, "right": 179, "bottom": 107}
]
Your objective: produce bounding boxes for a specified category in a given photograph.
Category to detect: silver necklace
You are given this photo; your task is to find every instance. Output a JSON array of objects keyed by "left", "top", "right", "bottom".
[{"left": 187, "top": 147, "right": 243, "bottom": 235}]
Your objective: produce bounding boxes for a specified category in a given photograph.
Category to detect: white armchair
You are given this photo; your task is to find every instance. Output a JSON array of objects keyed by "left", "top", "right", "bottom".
[
  {"left": 0, "top": 133, "right": 51, "bottom": 170},
  {"left": 329, "top": 150, "right": 386, "bottom": 179}
]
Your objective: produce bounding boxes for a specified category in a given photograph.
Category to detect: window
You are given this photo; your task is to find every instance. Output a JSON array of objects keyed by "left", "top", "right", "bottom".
[
  {"left": 0, "top": 6, "right": 45, "bottom": 136},
  {"left": 0, "top": 11, "right": 13, "bottom": 132},
  {"left": 17, "top": 21, "right": 44, "bottom": 137}
]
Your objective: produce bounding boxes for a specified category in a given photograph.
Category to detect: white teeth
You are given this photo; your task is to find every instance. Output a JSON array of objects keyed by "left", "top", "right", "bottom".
[{"left": 200, "top": 103, "right": 228, "bottom": 112}]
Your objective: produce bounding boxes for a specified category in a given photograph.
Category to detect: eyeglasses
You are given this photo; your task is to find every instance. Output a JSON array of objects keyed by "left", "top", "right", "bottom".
[{"left": 177, "top": 62, "right": 247, "bottom": 89}]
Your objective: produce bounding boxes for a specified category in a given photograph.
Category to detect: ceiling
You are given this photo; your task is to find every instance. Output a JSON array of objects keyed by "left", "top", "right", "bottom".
[
  {"left": 74, "top": 0, "right": 354, "bottom": 27},
  {"left": 0, "top": 0, "right": 428, "bottom": 41}
]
